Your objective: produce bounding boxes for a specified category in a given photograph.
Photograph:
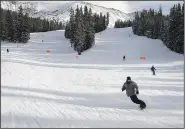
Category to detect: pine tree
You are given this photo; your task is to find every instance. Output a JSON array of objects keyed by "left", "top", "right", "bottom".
[
  {"left": 103, "top": 15, "right": 106, "bottom": 30},
  {"left": 106, "top": 12, "right": 109, "bottom": 27},
  {"left": 179, "top": 3, "right": 184, "bottom": 53},
  {"left": 1, "top": 20, "right": 6, "bottom": 41},
  {"left": 168, "top": 5, "right": 178, "bottom": 51},
  {"left": 114, "top": 19, "right": 132, "bottom": 28},
  {"left": 175, "top": 3, "right": 183, "bottom": 53},
  {"left": 132, "top": 3, "right": 183, "bottom": 54},
  {"left": 1, "top": 9, "right": 6, "bottom": 41},
  {"left": 17, "top": 5, "right": 24, "bottom": 42},
  {"left": 64, "top": 22, "right": 70, "bottom": 39},
  {"left": 85, "top": 8, "right": 95, "bottom": 50},
  {"left": 13, "top": 13, "right": 19, "bottom": 42},
  {"left": 69, "top": 8, "right": 75, "bottom": 47},
  {"left": 74, "top": 6, "right": 85, "bottom": 54},
  {"left": 5, "top": 10, "right": 14, "bottom": 42},
  {"left": 64, "top": 5, "right": 108, "bottom": 53},
  {"left": 21, "top": 13, "right": 30, "bottom": 43}
]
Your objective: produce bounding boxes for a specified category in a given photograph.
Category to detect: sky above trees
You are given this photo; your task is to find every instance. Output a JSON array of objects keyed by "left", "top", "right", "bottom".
[{"left": 38, "top": 1, "right": 183, "bottom": 15}]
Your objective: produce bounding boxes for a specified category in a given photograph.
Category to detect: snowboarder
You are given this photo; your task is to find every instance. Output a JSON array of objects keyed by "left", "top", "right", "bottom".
[
  {"left": 122, "top": 76, "right": 146, "bottom": 110},
  {"left": 7, "top": 48, "right": 9, "bottom": 53},
  {"left": 123, "top": 55, "right": 125, "bottom": 60},
  {"left": 151, "top": 65, "right": 156, "bottom": 75}
]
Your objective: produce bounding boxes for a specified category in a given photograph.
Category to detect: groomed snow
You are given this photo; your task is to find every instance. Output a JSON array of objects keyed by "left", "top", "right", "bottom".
[{"left": 1, "top": 27, "right": 184, "bottom": 128}]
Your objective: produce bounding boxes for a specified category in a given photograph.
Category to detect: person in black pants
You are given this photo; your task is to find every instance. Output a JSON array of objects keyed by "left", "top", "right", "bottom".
[
  {"left": 122, "top": 76, "right": 146, "bottom": 109},
  {"left": 151, "top": 65, "right": 156, "bottom": 75}
]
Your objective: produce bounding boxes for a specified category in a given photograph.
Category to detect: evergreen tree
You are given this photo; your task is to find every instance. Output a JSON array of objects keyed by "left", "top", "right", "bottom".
[
  {"left": 1, "top": 7, "right": 64, "bottom": 43},
  {"left": 132, "top": 3, "right": 184, "bottom": 54},
  {"left": 64, "top": 22, "right": 70, "bottom": 39},
  {"left": 114, "top": 19, "right": 132, "bottom": 28},
  {"left": 74, "top": 6, "right": 85, "bottom": 53},
  {"left": 69, "top": 8, "right": 75, "bottom": 47},
  {"left": 17, "top": 5, "right": 24, "bottom": 42},
  {"left": 179, "top": 3, "right": 184, "bottom": 53},
  {"left": 1, "top": 20, "right": 6, "bottom": 41},
  {"left": 13, "top": 13, "right": 19, "bottom": 42},
  {"left": 5, "top": 10, "right": 14, "bottom": 42},
  {"left": 175, "top": 3, "right": 184, "bottom": 53},
  {"left": 1, "top": 9, "right": 6, "bottom": 41},
  {"left": 85, "top": 8, "right": 95, "bottom": 50},
  {"left": 106, "top": 12, "right": 109, "bottom": 27},
  {"left": 21, "top": 13, "right": 30, "bottom": 43},
  {"left": 64, "top": 5, "right": 109, "bottom": 54},
  {"left": 168, "top": 5, "right": 177, "bottom": 51}
]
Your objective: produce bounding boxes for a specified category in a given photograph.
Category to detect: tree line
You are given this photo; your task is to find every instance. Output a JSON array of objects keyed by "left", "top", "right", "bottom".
[
  {"left": 1, "top": 6, "right": 65, "bottom": 43},
  {"left": 132, "top": 3, "right": 184, "bottom": 54},
  {"left": 28, "top": 17, "right": 65, "bottom": 33},
  {"left": 114, "top": 19, "right": 132, "bottom": 28},
  {"left": 65, "top": 5, "right": 109, "bottom": 55}
]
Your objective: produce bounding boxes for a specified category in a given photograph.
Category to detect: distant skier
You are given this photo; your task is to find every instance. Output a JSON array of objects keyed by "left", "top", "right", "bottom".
[
  {"left": 7, "top": 48, "right": 9, "bottom": 53},
  {"left": 151, "top": 65, "right": 156, "bottom": 75},
  {"left": 123, "top": 55, "right": 125, "bottom": 60},
  {"left": 122, "top": 76, "right": 146, "bottom": 110}
]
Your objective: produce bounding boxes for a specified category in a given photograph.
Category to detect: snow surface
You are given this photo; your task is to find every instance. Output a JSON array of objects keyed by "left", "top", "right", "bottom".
[{"left": 1, "top": 27, "right": 184, "bottom": 128}]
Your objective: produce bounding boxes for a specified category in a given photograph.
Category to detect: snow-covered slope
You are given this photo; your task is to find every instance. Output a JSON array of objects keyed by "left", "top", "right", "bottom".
[
  {"left": 1, "top": 1, "right": 134, "bottom": 27},
  {"left": 1, "top": 28, "right": 184, "bottom": 128}
]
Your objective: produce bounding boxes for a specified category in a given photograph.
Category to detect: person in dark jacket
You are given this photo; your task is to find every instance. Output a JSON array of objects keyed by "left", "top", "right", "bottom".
[
  {"left": 151, "top": 65, "right": 156, "bottom": 75},
  {"left": 123, "top": 55, "right": 125, "bottom": 60},
  {"left": 7, "top": 48, "right": 9, "bottom": 53},
  {"left": 122, "top": 76, "right": 146, "bottom": 110}
]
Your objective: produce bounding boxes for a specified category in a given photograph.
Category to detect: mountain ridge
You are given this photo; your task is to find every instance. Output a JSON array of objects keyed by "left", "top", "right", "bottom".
[{"left": 1, "top": 1, "right": 135, "bottom": 27}]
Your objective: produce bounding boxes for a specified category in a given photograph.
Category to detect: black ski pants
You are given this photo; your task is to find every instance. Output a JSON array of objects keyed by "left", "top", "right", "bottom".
[
  {"left": 130, "top": 95, "right": 146, "bottom": 106},
  {"left": 151, "top": 70, "right": 155, "bottom": 75}
]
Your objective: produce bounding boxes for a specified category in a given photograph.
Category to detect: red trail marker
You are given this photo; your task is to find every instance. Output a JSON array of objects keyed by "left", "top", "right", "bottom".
[
  {"left": 140, "top": 56, "right": 146, "bottom": 60},
  {"left": 46, "top": 50, "right": 51, "bottom": 53}
]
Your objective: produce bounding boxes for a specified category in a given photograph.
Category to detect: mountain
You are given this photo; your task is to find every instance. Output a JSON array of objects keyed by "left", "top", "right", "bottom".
[{"left": 1, "top": 1, "right": 135, "bottom": 27}]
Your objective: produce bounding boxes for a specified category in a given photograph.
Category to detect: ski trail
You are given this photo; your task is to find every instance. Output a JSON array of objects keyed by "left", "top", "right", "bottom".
[{"left": 1, "top": 28, "right": 184, "bottom": 128}]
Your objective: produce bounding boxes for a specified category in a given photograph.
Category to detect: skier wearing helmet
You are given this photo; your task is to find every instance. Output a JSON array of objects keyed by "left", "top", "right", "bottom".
[{"left": 122, "top": 76, "right": 146, "bottom": 110}]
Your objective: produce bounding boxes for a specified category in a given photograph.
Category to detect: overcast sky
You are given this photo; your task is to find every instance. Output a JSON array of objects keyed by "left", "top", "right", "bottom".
[
  {"left": 37, "top": 1, "right": 183, "bottom": 15},
  {"left": 86, "top": 1, "right": 183, "bottom": 14}
]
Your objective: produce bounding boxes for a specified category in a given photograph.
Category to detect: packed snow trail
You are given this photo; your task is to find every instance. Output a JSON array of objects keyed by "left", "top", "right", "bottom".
[{"left": 1, "top": 28, "right": 184, "bottom": 128}]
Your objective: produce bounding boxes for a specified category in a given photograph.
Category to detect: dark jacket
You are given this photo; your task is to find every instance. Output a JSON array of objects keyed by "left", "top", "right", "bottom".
[
  {"left": 122, "top": 80, "right": 139, "bottom": 97},
  {"left": 151, "top": 66, "right": 156, "bottom": 71}
]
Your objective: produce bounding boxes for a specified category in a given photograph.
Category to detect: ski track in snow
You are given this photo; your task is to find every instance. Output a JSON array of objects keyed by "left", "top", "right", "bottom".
[{"left": 1, "top": 27, "right": 184, "bottom": 128}]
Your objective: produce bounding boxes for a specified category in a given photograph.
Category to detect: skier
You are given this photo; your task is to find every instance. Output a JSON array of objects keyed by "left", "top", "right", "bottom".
[
  {"left": 151, "top": 65, "right": 156, "bottom": 75},
  {"left": 122, "top": 76, "right": 146, "bottom": 110},
  {"left": 7, "top": 48, "right": 9, "bottom": 53},
  {"left": 123, "top": 55, "right": 125, "bottom": 60}
]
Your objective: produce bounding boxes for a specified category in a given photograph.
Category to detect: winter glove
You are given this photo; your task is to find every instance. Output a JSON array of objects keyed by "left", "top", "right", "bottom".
[
  {"left": 136, "top": 90, "right": 139, "bottom": 95},
  {"left": 122, "top": 87, "right": 126, "bottom": 92}
]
